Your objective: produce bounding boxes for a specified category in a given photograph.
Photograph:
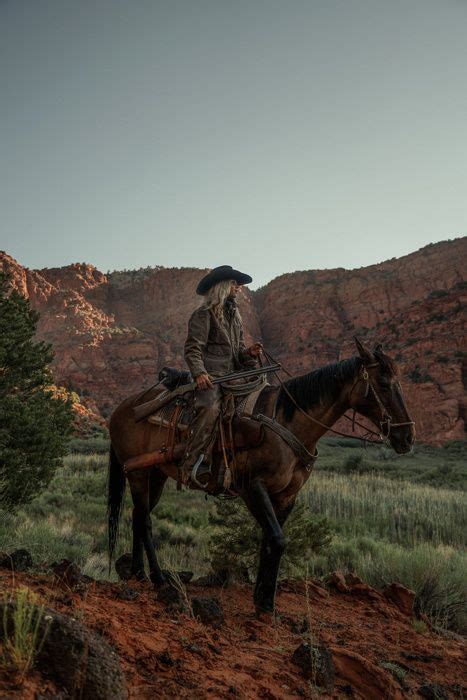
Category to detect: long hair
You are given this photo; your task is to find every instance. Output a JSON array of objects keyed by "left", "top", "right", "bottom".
[{"left": 203, "top": 279, "right": 234, "bottom": 323}]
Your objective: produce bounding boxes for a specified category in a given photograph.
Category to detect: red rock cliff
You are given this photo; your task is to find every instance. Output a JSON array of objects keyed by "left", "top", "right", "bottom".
[{"left": 1, "top": 238, "right": 465, "bottom": 443}]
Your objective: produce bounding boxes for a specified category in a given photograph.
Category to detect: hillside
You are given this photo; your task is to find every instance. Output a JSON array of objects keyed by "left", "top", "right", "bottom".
[
  {"left": 1, "top": 238, "right": 466, "bottom": 443},
  {"left": 1, "top": 567, "right": 465, "bottom": 699}
]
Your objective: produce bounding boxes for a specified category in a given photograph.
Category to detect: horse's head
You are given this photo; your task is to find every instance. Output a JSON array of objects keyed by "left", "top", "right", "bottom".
[{"left": 350, "top": 338, "right": 415, "bottom": 454}]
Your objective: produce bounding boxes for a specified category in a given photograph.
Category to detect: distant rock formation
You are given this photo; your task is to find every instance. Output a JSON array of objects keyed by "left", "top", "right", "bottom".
[{"left": 1, "top": 237, "right": 465, "bottom": 443}]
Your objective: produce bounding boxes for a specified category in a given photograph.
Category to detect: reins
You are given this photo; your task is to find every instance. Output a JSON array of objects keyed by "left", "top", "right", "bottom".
[{"left": 261, "top": 348, "right": 414, "bottom": 445}]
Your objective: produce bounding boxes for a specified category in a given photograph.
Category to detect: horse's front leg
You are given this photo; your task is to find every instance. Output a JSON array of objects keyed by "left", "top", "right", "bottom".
[
  {"left": 129, "top": 469, "right": 167, "bottom": 586},
  {"left": 244, "top": 480, "right": 294, "bottom": 615}
]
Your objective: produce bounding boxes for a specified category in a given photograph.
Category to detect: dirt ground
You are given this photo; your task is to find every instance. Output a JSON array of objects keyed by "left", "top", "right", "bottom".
[{"left": 0, "top": 568, "right": 465, "bottom": 699}]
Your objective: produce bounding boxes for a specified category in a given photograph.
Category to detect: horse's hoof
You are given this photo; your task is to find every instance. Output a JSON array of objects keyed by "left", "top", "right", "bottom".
[
  {"left": 254, "top": 607, "right": 275, "bottom": 623},
  {"left": 135, "top": 570, "right": 150, "bottom": 582},
  {"left": 150, "top": 571, "right": 166, "bottom": 587}
]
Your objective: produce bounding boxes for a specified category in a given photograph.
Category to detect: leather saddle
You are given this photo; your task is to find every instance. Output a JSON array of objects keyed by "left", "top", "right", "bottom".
[
  {"left": 125, "top": 380, "right": 317, "bottom": 481},
  {"left": 146, "top": 370, "right": 273, "bottom": 451}
]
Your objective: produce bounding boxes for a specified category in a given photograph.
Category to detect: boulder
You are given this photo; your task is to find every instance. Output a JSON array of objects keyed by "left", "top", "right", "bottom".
[
  {"left": 51, "top": 559, "right": 89, "bottom": 590},
  {"left": 191, "top": 597, "right": 225, "bottom": 628},
  {"left": 344, "top": 572, "right": 364, "bottom": 586},
  {"left": 325, "top": 571, "right": 349, "bottom": 593},
  {"left": 291, "top": 643, "right": 335, "bottom": 692},
  {"left": 382, "top": 583, "right": 415, "bottom": 616},
  {"left": 156, "top": 581, "right": 190, "bottom": 614},
  {"left": 1, "top": 602, "right": 127, "bottom": 699},
  {"left": 162, "top": 569, "right": 193, "bottom": 584},
  {"left": 116, "top": 584, "right": 139, "bottom": 601},
  {"left": 0, "top": 548, "right": 33, "bottom": 571},
  {"left": 331, "top": 647, "right": 403, "bottom": 700},
  {"left": 115, "top": 553, "right": 133, "bottom": 581}
]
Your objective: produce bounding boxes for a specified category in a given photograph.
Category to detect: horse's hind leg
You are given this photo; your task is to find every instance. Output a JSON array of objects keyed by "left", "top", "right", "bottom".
[
  {"left": 145, "top": 468, "right": 169, "bottom": 585},
  {"left": 129, "top": 469, "right": 167, "bottom": 586},
  {"left": 243, "top": 480, "right": 293, "bottom": 615},
  {"left": 130, "top": 504, "right": 146, "bottom": 580}
]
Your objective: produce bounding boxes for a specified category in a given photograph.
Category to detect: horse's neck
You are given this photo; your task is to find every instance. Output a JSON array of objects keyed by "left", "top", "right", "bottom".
[{"left": 278, "top": 380, "right": 352, "bottom": 450}]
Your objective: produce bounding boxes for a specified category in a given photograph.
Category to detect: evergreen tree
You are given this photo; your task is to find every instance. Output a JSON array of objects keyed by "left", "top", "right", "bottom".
[{"left": 0, "top": 273, "right": 74, "bottom": 507}]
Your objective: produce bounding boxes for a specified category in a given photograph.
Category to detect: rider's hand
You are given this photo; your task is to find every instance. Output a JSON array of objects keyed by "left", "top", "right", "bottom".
[
  {"left": 196, "top": 373, "right": 214, "bottom": 390},
  {"left": 247, "top": 343, "right": 263, "bottom": 358}
]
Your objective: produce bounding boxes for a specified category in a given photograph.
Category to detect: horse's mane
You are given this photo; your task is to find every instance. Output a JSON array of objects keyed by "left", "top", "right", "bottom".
[{"left": 277, "top": 356, "right": 363, "bottom": 421}]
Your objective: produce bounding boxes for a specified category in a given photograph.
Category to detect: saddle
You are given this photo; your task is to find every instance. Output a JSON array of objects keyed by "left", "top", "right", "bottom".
[
  {"left": 125, "top": 368, "right": 317, "bottom": 489},
  {"left": 148, "top": 371, "right": 267, "bottom": 450},
  {"left": 126, "top": 371, "right": 270, "bottom": 480}
]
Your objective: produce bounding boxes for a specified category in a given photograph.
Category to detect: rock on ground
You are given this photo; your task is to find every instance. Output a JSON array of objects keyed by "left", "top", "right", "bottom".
[
  {"left": 0, "top": 549, "right": 33, "bottom": 571},
  {"left": 1, "top": 602, "right": 127, "bottom": 700},
  {"left": 191, "top": 597, "right": 225, "bottom": 628},
  {"left": 291, "top": 642, "right": 335, "bottom": 692}
]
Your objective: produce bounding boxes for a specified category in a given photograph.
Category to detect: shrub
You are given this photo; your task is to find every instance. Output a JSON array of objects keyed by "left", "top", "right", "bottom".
[
  {"left": 436, "top": 355, "right": 449, "bottom": 364},
  {"left": 428, "top": 289, "right": 449, "bottom": 299},
  {"left": 208, "top": 498, "right": 333, "bottom": 580},
  {"left": 408, "top": 367, "right": 433, "bottom": 383},
  {"left": 379, "top": 662, "right": 407, "bottom": 686}
]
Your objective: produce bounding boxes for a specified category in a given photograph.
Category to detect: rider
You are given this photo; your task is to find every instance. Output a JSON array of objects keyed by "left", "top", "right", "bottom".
[{"left": 181, "top": 265, "right": 262, "bottom": 486}]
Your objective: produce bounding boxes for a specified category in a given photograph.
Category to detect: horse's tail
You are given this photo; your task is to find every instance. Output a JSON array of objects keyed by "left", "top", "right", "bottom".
[{"left": 107, "top": 444, "right": 126, "bottom": 573}]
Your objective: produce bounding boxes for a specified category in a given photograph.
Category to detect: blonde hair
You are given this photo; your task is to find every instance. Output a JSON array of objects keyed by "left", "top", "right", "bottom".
[{"left": 203, "top": 279, "right": 235, "bottom": 323}]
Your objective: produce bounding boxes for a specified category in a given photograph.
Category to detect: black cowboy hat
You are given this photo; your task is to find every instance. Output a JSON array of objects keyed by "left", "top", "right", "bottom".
[{"left": 196, "top": 265, "right": 253, "bottom": 295}]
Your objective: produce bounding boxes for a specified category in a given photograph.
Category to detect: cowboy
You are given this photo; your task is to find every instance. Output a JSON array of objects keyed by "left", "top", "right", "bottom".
[{"left": 181, "top": 265, "right": 262, "bottom": 486}]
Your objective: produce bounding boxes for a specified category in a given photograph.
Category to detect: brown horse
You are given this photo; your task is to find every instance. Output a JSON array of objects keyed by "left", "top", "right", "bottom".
[{"left": 107, "top": 338, "right": 415, "bottom": 614}]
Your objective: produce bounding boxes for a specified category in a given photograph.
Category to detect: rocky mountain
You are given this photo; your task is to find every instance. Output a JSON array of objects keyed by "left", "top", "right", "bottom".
[{"left": 1, "top": 237, "right": 465, "bottom": 443}]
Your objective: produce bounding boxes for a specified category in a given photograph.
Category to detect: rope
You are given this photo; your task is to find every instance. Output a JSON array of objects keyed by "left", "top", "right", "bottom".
[{"left": 219, "top": 374, "right": 267, "bottom": 396}]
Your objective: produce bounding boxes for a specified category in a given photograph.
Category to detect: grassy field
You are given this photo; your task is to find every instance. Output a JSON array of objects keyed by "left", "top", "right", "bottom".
[{"left": 0, "top": 438, "right": 465, "bottom": 631}]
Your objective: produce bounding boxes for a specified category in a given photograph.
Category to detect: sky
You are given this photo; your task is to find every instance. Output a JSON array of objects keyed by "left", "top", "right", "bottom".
[{"left": 1, "top": 0, "right": 466, "bottom": 289}]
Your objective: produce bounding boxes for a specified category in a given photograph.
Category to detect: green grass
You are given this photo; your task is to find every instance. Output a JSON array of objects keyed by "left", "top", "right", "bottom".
[
  {"left": 315, "top": 438, "right": 467, "bottom": 491},
  {"left": 0, "top": 440, "right": 465, "bottom": 631},
  {"left": 304, "top": 472, "right": 466, "bottom": 547},
  {"left": 0, "top": 453, "right": 212, "bottom": 580}
]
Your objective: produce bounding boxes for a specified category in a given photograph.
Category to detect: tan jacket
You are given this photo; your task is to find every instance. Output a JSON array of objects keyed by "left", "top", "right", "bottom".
[{"left": 184, "top": 304, "right": 256, "bottom": 378}]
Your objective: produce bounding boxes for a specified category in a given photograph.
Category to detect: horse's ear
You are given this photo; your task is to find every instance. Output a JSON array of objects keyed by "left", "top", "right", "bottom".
[
  {"left": 354, "top": 337, "right": 374, "bottom": 364},
  {"left": 374, "top": 343, "right": 384, "bottom": 356}
]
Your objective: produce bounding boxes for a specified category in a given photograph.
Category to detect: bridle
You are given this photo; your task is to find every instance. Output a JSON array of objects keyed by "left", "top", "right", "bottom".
[
  {"left": 262, "top": 349, "right": 415, "bottom": 445},
  {"left": 351, "top": 363, "right": 415, "bottom": 441}
]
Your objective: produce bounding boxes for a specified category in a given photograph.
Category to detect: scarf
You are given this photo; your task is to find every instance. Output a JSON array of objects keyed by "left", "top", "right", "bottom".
[{"left": 224, "top": 296, "right": 237, "bottom": 322}]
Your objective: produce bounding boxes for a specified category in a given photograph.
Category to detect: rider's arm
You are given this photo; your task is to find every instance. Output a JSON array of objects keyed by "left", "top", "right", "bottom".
[{"left": 184, "top": 307, "right": 210, "bottom": 378}]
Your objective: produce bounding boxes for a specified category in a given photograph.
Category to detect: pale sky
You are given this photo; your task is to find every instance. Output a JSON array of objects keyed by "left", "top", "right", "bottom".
[{"left": 1, "top": 0, "right": 466, "bottom": 288}]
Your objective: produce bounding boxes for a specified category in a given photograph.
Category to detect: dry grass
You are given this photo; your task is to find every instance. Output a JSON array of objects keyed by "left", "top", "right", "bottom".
[{"left": 1, "top": 587, "right": 50, "bottom": 679}]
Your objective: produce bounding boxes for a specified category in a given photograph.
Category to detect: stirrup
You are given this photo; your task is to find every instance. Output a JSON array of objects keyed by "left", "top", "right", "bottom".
[{"left": 190, "top": 453, "right": 209, "bottom": 489}]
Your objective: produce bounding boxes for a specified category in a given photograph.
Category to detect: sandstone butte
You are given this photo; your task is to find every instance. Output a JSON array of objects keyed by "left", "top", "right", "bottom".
[{"left": 1, "top": 237, "right": 465, "bottom": 444}]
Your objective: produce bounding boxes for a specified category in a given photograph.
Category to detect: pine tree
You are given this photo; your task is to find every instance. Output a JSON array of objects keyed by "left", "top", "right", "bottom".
[{"left": 0, "top": 273, "right": 74, "bottom": 507}]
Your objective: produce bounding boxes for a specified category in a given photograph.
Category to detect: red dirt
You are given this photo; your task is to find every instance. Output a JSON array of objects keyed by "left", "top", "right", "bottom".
[{"left": 0, "top": 569, "right": 465, "bottom": 699}]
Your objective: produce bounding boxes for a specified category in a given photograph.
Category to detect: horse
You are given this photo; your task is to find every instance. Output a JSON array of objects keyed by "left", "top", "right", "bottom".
[{"left": 107, "top": 338, "right": 415, "bottom": 615}]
